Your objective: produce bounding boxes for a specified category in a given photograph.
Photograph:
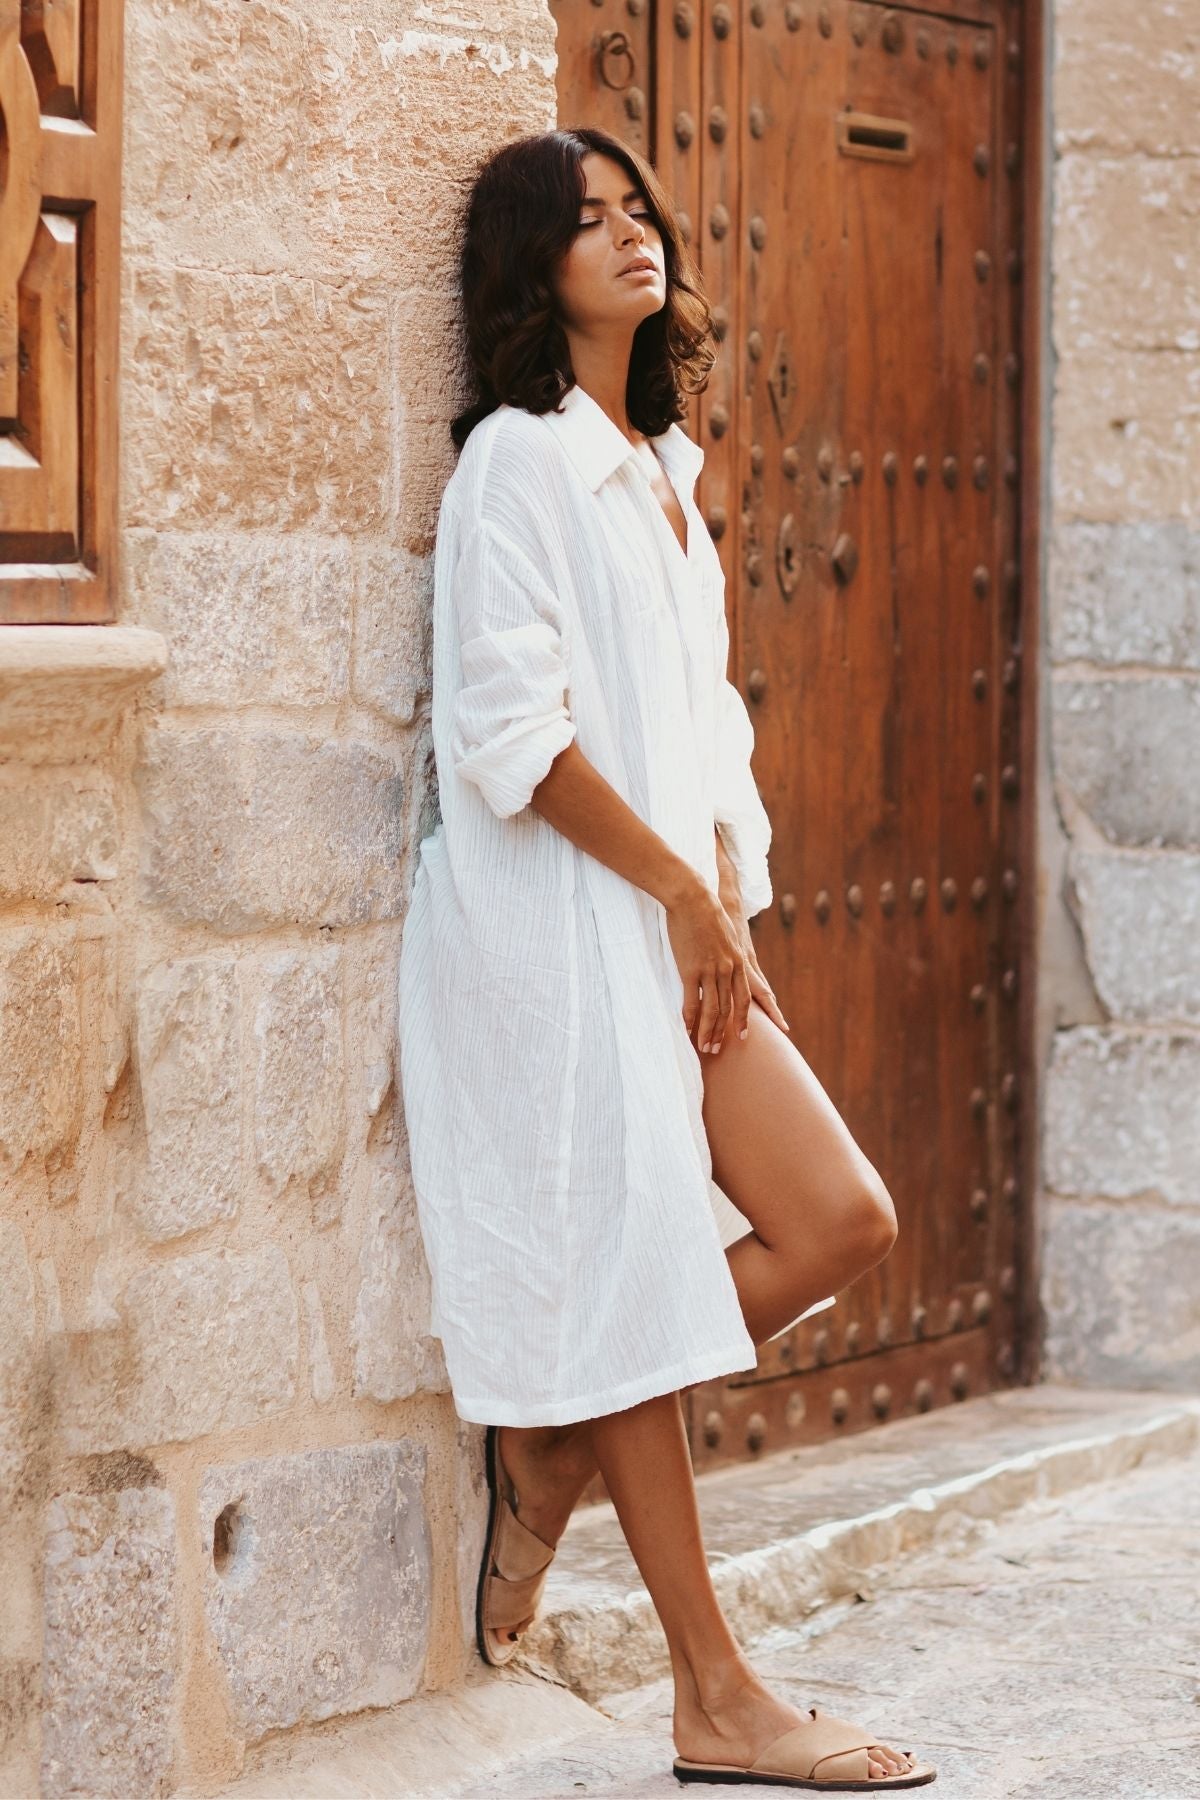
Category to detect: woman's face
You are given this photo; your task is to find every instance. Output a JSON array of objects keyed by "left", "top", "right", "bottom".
[{"left": 553, "top": 152, "right": 667, "bottom": 332}]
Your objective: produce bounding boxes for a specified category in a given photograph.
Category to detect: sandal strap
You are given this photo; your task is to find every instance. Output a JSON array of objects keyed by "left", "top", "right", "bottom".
[
  {"left": 492, "top": 1491, "right": 556, "bottom": 1581},
  {"left": 481, "top": 1487, "right": 557, "bottom": 1634},
  {"left": 483, "top": 1563, "right": 552, "bottom": 1631},
  {"left": 749, "top": 1709, "right": 877, "bottom": 1783}
]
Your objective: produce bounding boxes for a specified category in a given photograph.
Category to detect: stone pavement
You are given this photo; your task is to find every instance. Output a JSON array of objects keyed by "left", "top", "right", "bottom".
[{"left": 453, "top": 1434, "right": 1200, "bottom": 1799}]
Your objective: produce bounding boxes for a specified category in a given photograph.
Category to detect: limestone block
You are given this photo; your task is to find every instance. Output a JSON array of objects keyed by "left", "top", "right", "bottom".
[
  {"left": 454, "top": 1421, "right": 489, "bottom": 1654},
  {"left": 198, "top": 1441, "right": 431, "bottom": 1739},
  {"left": 1054, "top": 0, "right": 1200, "bottom": 156},
  {"left": 134, "top": 959, "right": 241, "bottom": 1241},
  {"left": 300, "top": 1280, "right": 336, "bottom": 1404},
  {"left": 123, "top": 2, "right": 555, "bottom": 283},
  {"left": 124, "top": 530, "right": 352, "bottom": 708},
  {"left": 1053, "top": 675, "right": 1200, "bottom": 848},
  {"left": 1053, "top": 156, "right": 1200, "bottom": 356},
  {"left": 0, "top": 774, "right": 118, "bottom": 901},
  {"left": 0, "top": 627, "right": 167, "bottom": 766},
  {"left": 1048, "top": 521, "right": 1200, "bottom": 668},
  {"left": 352, "top": 1165, "right": 447, "bottom": 1402},
  {"left": 1042, "top": 1195, "right": 1200, "bottom": 1390},
  {"left": 124, "top": 268, "right": 390, "bottom": 534},
  {"left": 0, "top": 1221, "right": 37, "bottom": 1515},
  {"left": 1051, "top": 348, "right": 1200, "bottom": 523},
  {"left": 1045, "top": 1025, "right": 1200, "bottom": 1210},
  {"left": 123, "top": 0, "right": 310, "bottom": 272},
  {"left": 0, "top": 929, "right": 82, "bottom": 1172},
  {"left": 1070, "top": 846, "right": 1200, "bottom": 1023},
  {"left": 302, "top": 18, "right": 557, "bottom": 292},
  {"left": 254, "top": 948, "right": 345, "bottom": 1207},
  {"left": 58, "top": 1247, "right": 298, "bottom": 1454},
  {"left": 137, "top": 726, "right": 405, "bottom": 932},
  {"left": 41, "top": 1488, "right": 175, "bottom": 1798},
  {"left": 352, "top": 543, "right": 432, "bottom": 727}
]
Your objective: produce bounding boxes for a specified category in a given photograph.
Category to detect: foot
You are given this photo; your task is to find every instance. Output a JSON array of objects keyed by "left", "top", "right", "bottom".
[
  {"left": 673, "top": 1647, "right": 918, "bottom": 1782},
  {"left": 487, "top": 1422, "right": 598, "bottom": 1658}
]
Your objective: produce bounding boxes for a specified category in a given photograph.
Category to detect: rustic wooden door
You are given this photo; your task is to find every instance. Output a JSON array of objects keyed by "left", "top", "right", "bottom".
[{"left": 551, "top": 0, "right": 1039, "bottom": 1468}]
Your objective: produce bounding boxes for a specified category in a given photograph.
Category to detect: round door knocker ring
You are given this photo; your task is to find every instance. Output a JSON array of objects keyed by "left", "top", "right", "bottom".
[{"left": 597, "top": 30, "right": 637, "bottom": 91}]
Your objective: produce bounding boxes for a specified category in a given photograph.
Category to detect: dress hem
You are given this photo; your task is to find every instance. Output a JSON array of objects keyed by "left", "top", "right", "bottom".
[{"left": 445, "top": 1337, "right": 761, "bottom": 1429}]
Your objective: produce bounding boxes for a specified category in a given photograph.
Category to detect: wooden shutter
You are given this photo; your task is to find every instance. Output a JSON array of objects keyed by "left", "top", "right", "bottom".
[{"left": 0, "top": 0, "right": 123, "bottom": 623}]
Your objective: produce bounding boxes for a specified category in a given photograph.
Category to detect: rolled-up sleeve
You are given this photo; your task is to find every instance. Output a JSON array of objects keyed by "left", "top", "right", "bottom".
[
  {"left": 712, "top": 605, "right": 773, "bottom": 918},
  {"left": 448, "top": 518, "right": 577, "bottom": 819}
]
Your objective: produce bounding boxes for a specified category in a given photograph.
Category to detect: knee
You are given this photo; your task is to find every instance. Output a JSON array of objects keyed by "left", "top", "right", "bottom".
[{"left": 842, "top": 1167, "right": 899, "bottom": 1267}]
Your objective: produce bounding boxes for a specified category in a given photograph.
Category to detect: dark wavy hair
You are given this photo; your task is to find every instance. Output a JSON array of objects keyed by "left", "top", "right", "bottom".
[{"left": 449, "top": 126, "right": 717, "bottom": 449}]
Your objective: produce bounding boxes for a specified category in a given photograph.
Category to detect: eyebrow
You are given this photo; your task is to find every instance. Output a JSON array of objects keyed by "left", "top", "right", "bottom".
[{"left": 580, "top": 188, "right": 647, "bottom": 207}]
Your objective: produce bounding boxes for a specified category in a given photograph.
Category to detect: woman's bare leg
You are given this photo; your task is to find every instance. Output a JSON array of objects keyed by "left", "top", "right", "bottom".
[{"left": 491, "top": 1009, "right": 913, "bottom": 1772}]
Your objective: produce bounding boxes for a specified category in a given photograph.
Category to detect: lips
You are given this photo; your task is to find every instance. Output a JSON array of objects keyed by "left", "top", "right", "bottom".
[{"left": 620, "top": 257, "right": 656, "bottom": 276}]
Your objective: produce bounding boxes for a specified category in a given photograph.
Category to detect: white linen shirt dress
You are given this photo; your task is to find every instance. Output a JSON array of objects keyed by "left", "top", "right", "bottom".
[{"left": 397, "top": 380, "right": 833, "bottom": 1428}]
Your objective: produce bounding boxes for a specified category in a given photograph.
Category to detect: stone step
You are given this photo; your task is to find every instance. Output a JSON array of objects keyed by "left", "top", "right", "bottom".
[{"left": 523, "top": 1382, "right": 1200, "bottom": 1703}]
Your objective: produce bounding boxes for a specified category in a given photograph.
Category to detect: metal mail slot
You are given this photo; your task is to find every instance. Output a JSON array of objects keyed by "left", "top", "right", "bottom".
[{"left": 836, "top": 110, "right": 915, "bottom": 164}]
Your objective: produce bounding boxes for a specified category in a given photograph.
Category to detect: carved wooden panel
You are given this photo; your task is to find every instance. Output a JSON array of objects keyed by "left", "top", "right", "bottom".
[{"left": 0, "top": 0, "right": 123, "bottom": 622}]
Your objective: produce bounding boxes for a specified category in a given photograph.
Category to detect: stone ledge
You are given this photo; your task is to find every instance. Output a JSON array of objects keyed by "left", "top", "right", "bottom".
[
  {"left": 0, "top": 625, "right": 168, "bottom": 765},
  {"left": 525, "top": 1384, "right": 1200, "bottom": 1703}
]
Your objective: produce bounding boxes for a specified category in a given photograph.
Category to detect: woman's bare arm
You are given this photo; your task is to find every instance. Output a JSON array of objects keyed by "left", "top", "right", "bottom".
[{"left": 529, "top": 739, "right": 751, "bottom": 1051}]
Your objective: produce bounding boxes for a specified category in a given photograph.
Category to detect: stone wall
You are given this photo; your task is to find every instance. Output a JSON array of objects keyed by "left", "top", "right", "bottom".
[
  {"left": 1039, "top": 0, "right": 1200, "bottom": 1386},
  {"left": 0, "top": 4, "right": 557, "bottom": 1795}
]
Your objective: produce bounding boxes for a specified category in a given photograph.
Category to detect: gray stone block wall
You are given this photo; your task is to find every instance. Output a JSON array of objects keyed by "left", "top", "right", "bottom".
[{"left": 1042, "top": 0, "right": 1200, "bottom": 1388}]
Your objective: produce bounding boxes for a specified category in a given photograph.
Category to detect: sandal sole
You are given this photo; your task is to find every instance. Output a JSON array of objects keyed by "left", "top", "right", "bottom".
[
  {"left": 474, "top": 1423, "right": 518, "bottom": 1668},
  {"left": 673, "top": 1759, "right": 937, "bottom": 1789}
]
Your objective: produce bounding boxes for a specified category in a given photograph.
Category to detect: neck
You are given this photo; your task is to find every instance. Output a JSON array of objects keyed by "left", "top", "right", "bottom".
[{"left": 562, "top": 332, "right": 637, "bottom": 440}]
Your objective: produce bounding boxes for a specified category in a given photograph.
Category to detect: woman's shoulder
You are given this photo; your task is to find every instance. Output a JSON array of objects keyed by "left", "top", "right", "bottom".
[
  {"left": 448, "top": 404, "right": 574, "bottom": 509},
  {"left": 441, "top": 405, "right": 577, "bottom": 560}
]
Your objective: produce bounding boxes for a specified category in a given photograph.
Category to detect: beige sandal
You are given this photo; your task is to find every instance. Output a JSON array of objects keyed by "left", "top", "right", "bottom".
[
  {"left": 673, "top": 1704, "right": 938, "bottom": 1789},
  {"left": 475, "top": 1423, "right": 558, "bottom": 1666}
]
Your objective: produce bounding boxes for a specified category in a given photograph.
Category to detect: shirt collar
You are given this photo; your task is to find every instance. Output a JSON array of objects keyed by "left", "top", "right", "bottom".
[{"left": 539, "top": 380, "right": 705, "bottom": 501}]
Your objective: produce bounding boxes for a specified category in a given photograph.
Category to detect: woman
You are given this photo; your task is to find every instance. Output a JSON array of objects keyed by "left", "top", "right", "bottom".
[{"left": 397, "top": 125, "right": 936, "bottom": 1790}]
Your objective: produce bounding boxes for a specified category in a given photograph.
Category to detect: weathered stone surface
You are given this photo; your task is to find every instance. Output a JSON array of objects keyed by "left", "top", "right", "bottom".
[
  {"left": 134, "top": 959, "right": 241, "bottom": 1241},
  {"left": 0, "top": 1221, "right": 37, "bottom": 1514},
  {"left": 1044, "top": 1025, "right": 1200, "bottom": 1209},
  {"left": 1048, "top": 521, "right": 1200, "bottom": 669},
  {"left": 300, "top": 1280, "right": 336, "bottom": 1404},
  {"left": 0, "top": 627, "right": 168, "bottom": 766},
  {"left": 352, "top": 1165, "right": 447, "bottom": 1402},
  {"left": 1054, "top": 0, "right": 1200, "bottom": 156},
  {"left": 454, "top": 1422, "right": 488, "bottom": 1655},
  {"left": 123, "top": 3, "right": 556, "bottom": 286},
  {"left": 1051, "top": 348, "right": 1200, "bottom": 522},
  {"left": 1052, "top": 675, "right": 1200, "bottom": 847},
  {"left": 1053, "top": 156, "right": 1200, "bottom": 355},
  {"left": 1042, "top": 1196, "right": 1200, "bottom": 1389},
  {"left": 1070, "top": 846, "right": 1200, "bottom": 1022},
  {"left": 198, "top": 1441, "right": 431, "bottom": 1739},
  {"left": 0, "top": 929, "right": 82, "bottom": 1172},
  {"left": 254, "top": 948, "right": 345, "bottom": 1207},
  {"left": 0, "top": 774, "right": 118, "bottom": 901},
  {"left": 124, "top": 530, "right": 352, "bottom": 708},
  {"left": 137, "top": 727, "right": 406, "bottom": 932},
  {"left": 41, "top": 1487, "right": 176, "bottom": 1799},
  {"left": 125, "top": 269, "right": 390, "bottom": 533},
  {"left": 58, "top": 1247, "right": 298, "bottom": 1454},
  {"left": 352, "top": 544, "right": 431, "bottom": 726}
]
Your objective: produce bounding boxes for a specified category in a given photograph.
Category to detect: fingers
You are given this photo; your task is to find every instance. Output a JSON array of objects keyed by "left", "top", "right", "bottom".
[
  {"left": 731, "top": 958, "right": 753, "bottom": 1041},
  {"left": 747, "top": 958, "right": 790, "bottom": 1032},
  {"left": 681, "top": 972, "right": 703, "bottom": 1044},
  {"left": 695, "top": 965, "right": 720, "bottom": 1054}
]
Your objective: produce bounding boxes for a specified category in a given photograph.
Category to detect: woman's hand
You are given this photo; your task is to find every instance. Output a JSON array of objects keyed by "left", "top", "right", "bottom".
[
  {"left": 663, "top": 875, "right": 750, "bottom": 1053},
  {"left": 718, "top": 872, "right": 791, "bottom": 1040},
  {"left": 712, "top": 829, "right": 790, "bottom": 1044}
]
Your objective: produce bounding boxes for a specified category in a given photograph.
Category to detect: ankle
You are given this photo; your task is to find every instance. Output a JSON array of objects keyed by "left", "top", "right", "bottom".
[{"left": 673, "top": 1643, "right": 760, "bottom": 1719}]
